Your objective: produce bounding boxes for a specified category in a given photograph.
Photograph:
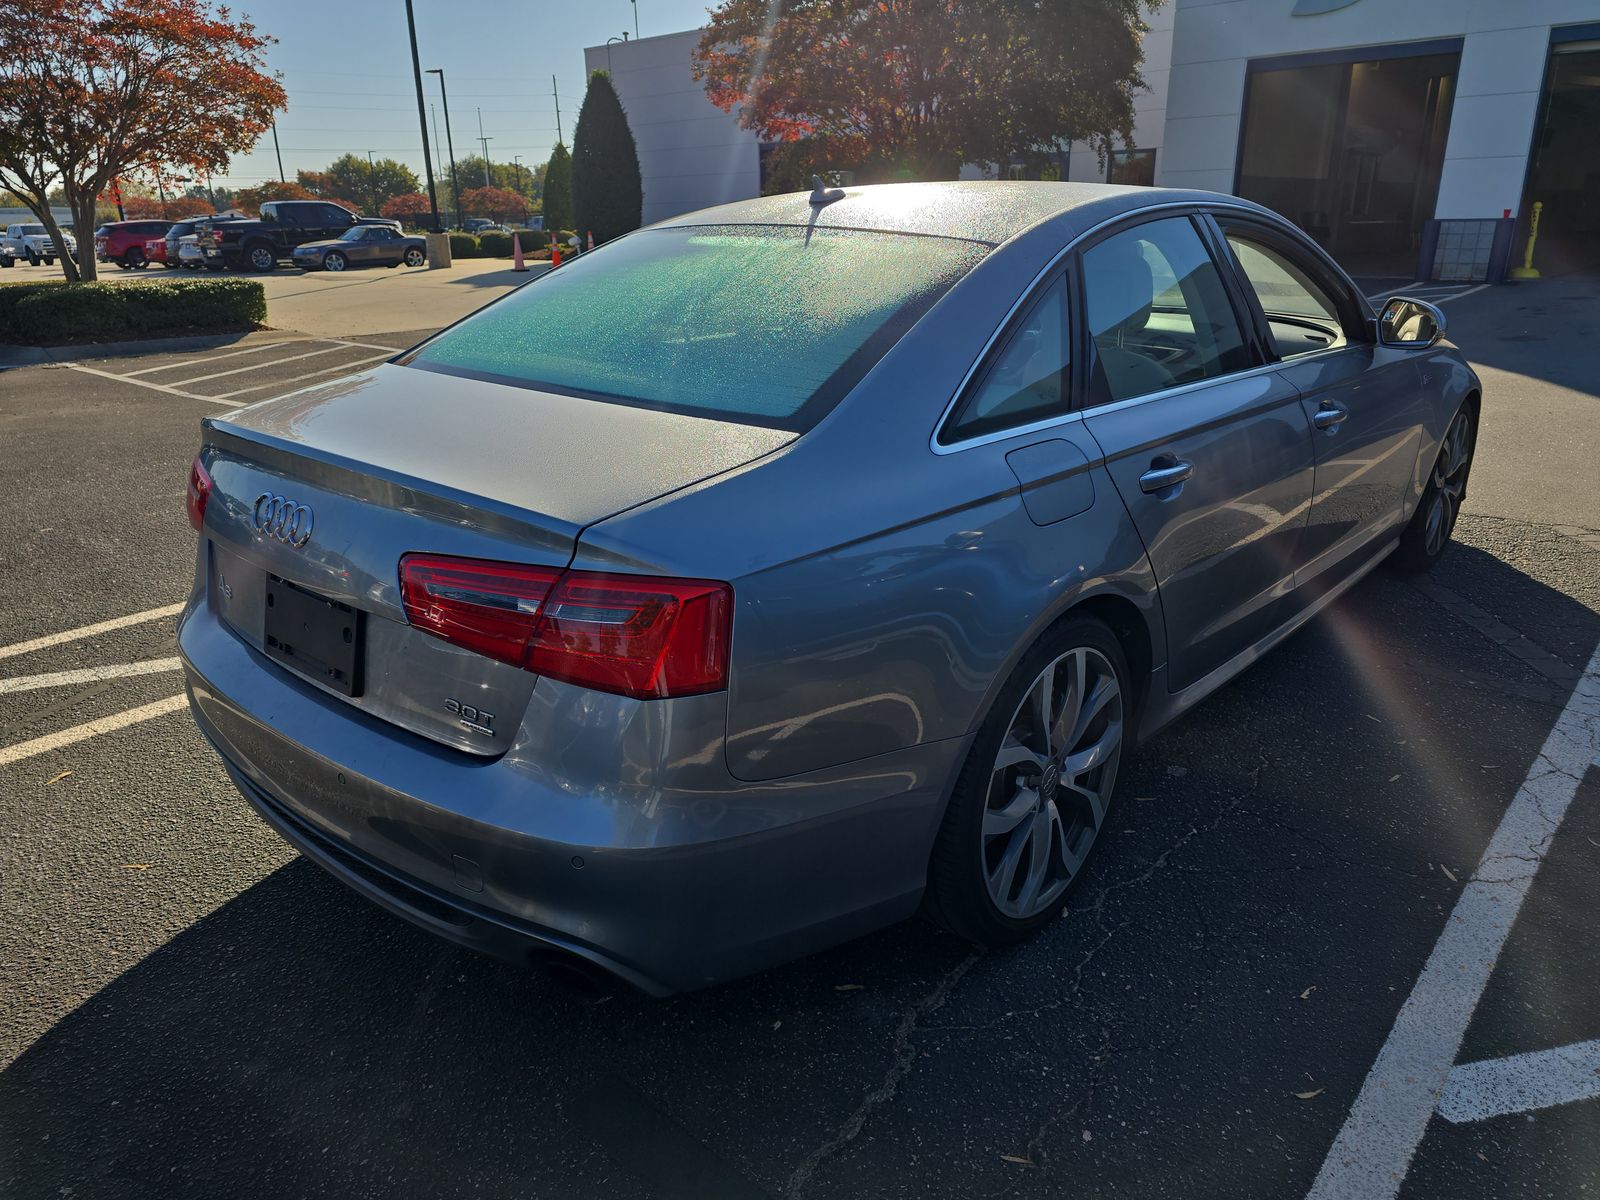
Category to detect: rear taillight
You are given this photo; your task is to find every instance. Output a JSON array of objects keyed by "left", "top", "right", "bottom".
[
  {"left": 186, "top": 455, "right": 213, "bottom": 530},
  {"left": 399, "top": 553, "right": 732, "bottom": 700}
]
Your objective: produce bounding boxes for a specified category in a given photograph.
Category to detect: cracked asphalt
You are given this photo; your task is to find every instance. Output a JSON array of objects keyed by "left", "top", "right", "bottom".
[{"left": 1, "top": 281, "right": 1597, "bottom": 1199}]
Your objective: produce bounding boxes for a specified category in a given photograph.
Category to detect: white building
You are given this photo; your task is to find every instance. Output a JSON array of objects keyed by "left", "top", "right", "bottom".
[
  {"left": 586, "top": 0, "right": 1600, "bottom": 279},
  {"left": 583, "top": 30, "right": 760, "bottom": 226},
  {"left": 1158, "top": 0, "right": 1600, "bottom": 278}
]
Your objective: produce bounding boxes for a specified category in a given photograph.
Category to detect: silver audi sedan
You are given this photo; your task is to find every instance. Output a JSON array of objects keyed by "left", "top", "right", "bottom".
[{"left": 179, "top": 182, "right": 1479, "bottom": 993}]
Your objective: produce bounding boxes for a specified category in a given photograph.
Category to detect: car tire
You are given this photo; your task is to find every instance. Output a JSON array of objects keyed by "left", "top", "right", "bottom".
[
  {"left": 44, "top": 257, "right": 54, "bottom": 266},
  {"left": 245, "top": 243, "right": 277, "bottom": 272},
  {"left": 925, "top": 615, "right": 1130, "bottom": 946},
  {"left": 0, "top": 258, "right": 11, "bottom": 268},
  {"left": 404, "top": 247, "right": 425, "bottom": 267},
  {"left": 1391, "top": 403, "right": 1476, "bottom": 574},
  {"left": 26, "top": 250, "right": 39, "bottom": 266},
  {"left": 323, "top": 251, "right": 347, "bottom": 272},
  {"left": 120, "top": 249, "right": 144, "bottom": 270}
]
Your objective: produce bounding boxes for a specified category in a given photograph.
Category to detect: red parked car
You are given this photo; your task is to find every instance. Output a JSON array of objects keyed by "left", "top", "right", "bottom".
[{"left": 94, "top": 219, "right": 172, "bottom": 270}]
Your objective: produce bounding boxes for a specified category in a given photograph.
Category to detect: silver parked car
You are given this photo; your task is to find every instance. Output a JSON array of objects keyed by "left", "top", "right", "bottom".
[{"left": 179, "top": 182, "right": 1479, "bottom": 993}]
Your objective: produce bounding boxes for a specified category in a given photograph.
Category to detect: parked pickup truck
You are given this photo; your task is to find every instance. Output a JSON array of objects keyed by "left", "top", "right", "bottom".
[
  {"left": 200, "top": 201, "right": 401, "bottom": 272},
  {"left": 0, "top": 222, "right": 77, "bottom": 267}
]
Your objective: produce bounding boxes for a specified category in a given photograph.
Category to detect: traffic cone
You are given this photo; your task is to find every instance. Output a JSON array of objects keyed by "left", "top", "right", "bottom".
[
  {"left": 586, "top": 230, "right": 595, "bottom": 252},
  {"left": 550, "top": 239, "right": 562, "bottom": 267},
  {"left": 512, "top": 232, "right": 527, "bottom": 272}
]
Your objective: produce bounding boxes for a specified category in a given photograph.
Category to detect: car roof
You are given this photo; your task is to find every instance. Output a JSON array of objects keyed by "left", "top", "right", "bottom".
[{"left": 650, "top": 180, "right": 1276, "bottom": 247}]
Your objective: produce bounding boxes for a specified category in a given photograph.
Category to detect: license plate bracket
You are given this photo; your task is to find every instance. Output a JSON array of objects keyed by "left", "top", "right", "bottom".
[{"left": 263, "top": 575, "right": 363, "bottom": 696}]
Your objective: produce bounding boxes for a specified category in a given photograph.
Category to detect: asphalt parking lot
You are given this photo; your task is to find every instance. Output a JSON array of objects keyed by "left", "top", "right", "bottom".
[{"left": 1, "top": 280, "right": 1597, "bottom": 1199}]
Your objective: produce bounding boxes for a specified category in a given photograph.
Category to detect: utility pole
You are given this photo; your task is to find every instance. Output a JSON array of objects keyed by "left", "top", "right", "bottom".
[
  {"left": 552, "top": 75, "right": 563, "bottom": 145},
  {"left": 271, "top": 121, "right": 286, "bottom": 182},
  {"left": 513, "top": 154, "right": 524, "bottom": 194},
  {"left": 403, "top": 0, "right": 443, "bottom": 233},
  {"left": 367, "top": 150, "right": 379, "bottom": 214},
  {"left": 426, "top": 68, "right": 462, "bottom": 230},
  {"left": 476, "top": 108, "right": 493, "bottom": 187},
  {"left": 630, "top": 0, "right": 638, "bottom": 39}
]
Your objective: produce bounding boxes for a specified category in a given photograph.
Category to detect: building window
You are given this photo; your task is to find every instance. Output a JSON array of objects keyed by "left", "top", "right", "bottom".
[{"left": 1107, "top": 149, "right": 1156, "bottom": 187}]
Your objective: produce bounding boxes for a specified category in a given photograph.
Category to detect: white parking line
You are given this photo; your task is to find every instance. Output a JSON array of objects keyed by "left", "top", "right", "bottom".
[
  {"left": 166, "top": 343, "right": 350, "bottom": 387},
  {"left": 0, "top": 603, "right": 184, "bottom": 661},
  {"left": 1306, "top": 643, "right": 1600, "bottom": 1200},
  {"left": 210, "top": 350, "right": 394, "bottom": 398},
  {"left": 118, "top": 341, "right": 290, "bottom": 376},
  {"left": 1438, "top": 1038, "right": 1600, "bottom": 1124},
  {"left": 0, "top": 694, "right": 188, "bottom": 768},
  {"left": 64, "top": 363, "right": 241, "bottom": 407},
  {"left": 0, "top": 657, "right": 182, "bottom": 694}
]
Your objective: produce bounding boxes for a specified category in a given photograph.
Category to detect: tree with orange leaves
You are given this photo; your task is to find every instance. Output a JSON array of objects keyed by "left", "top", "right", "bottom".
[
  {"left": 460, "top": 185, "right": 530, "bottom": 224},
  {"left": 0, "top": 0, "right": 285, "bottom": 280},
  {"left": 693, "top": 0, "right": 1153, "bottom": 188}
]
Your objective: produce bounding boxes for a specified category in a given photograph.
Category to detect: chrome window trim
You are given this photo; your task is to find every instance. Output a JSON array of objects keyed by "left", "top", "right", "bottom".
[{"left": 930, "top": 200, "right": 1363, "bottom": 456}]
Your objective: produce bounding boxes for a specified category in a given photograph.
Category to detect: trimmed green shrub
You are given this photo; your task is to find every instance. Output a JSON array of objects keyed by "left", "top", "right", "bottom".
[
  {"left": 477, "top": 231, "right": 512, "bottom": 257},
  {"left": 513, "top": 228, "right": 551, "bottom": 250},
  {"left": 0, "top": 281, "right": 71, "bottom": 338},
  {"left": 6, "top": 278, "right": 266, "bottom": 344},
  {"left": 572, "top": 70, "right": 643, "bottom": 244},
  {"left": 448, "top": 233, "right": 482, "bottom": 258}
]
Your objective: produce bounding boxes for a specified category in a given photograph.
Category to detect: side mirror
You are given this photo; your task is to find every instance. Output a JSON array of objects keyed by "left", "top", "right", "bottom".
[{"left": 1378, "top": 296, "right": 1446, "bottom": 348}]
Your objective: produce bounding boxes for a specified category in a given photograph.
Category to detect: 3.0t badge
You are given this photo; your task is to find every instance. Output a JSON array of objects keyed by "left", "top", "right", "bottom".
[{"left": 253, "top": 493, "right": 314, "bottom": 547}]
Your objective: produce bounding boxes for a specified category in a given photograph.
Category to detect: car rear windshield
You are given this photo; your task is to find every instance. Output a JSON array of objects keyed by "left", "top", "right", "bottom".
[{"left": 403, "top": 225, "right": 988, "bottom": 429}]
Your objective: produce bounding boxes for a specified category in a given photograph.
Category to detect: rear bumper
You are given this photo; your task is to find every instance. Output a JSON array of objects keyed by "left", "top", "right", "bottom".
[{"left": 179, "top": 595, "right": 960, "bottom": 994}]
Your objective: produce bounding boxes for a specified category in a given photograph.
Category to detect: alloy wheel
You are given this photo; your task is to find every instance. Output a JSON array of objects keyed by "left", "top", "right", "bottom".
[
  {"left": 983, "top": 646, "right": 1123, "bottom": 919},
  {"left": 405, "top": 248, "right": 424, "bottom": 266},
  {"left": 250, "top": 246, "right": 276, "bottom": 271},
  {"left": 324, "top": 252, "right": 346, "bottom": 272},
  {"left": 1424, "top": 409, "right": 1473, "bottom": 557}
]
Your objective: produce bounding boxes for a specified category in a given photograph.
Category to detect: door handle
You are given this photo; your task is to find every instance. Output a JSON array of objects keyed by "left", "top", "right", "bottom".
[
  {"left": 1312, "top": 401, "right": 1349, "bottom": 431},
  {"left": 1138, "top": 459, "right": 1193, "bottom": 494}
]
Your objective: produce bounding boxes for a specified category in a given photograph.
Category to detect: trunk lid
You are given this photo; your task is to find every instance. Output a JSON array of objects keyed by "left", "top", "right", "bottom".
[{"left": 201, "top": 363, "right": 791, "bottom": 754}]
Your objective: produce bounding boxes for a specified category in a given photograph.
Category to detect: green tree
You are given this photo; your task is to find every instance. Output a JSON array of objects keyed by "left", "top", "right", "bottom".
[
  {"left": 571, "top": 71, "right": 642, "bottom": 243},
  {"left": 542, "top": 142, "right": 573, "bottom": 234},
  {"left": 319, "top": 152, "right": 420, "bottom": 213},
  {"left": 694, "top": 0, "right": 1154, "bottom": 185}
]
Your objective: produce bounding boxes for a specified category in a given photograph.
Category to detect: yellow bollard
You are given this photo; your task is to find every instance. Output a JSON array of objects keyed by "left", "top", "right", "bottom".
[{"left": 1510, "top": 201, "right": 1542, "bottom": 279}]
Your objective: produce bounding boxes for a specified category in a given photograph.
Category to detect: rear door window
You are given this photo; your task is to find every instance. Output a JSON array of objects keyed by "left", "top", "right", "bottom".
[
  {"left": 1080, "top": 217, "right": 1253, "bottom": 404},
  {"left": 406, "top": 225, "right": 988, "bottom": 430}
]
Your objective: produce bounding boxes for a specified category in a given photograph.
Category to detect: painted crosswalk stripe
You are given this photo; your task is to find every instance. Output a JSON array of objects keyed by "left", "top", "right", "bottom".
[
  {"left": 0, "top": 657, "right": 183, "bottom": 694},
  {"left": 0, "top": 603, "right": 184, "bottom": 661},
  {"left": 1306, "top": 643, "right": 1600, "bottom": 1199},
  {"left": 0, "top": 694, "right": 188, "bottom": 768}
]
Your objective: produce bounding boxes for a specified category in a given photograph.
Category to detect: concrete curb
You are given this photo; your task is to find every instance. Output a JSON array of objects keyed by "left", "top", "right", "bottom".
[{"left": 0, "top": 328, "right": 304, "bottom": 368}]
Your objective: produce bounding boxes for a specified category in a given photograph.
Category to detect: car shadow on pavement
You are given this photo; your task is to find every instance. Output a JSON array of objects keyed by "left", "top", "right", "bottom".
[
  {"left": 1447, "top": 276, "right": 1599, "bottom": 393},
  {"left": 3, "top": 540, "right": 1596, "bottom": 1200}
]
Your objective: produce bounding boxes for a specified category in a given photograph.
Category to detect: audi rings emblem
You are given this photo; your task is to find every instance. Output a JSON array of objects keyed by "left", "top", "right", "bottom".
[{"left": 253, "top": 493, "right": 315, "bottom": 547}]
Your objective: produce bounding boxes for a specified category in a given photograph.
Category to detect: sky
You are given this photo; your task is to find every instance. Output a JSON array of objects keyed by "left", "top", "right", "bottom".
[{"left": 217, "top": 0, "right": 717, "bottom": 192}]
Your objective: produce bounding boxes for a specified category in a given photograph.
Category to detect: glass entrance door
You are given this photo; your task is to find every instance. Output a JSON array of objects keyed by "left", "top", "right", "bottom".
[{"left": 1237, "top": 49, "right": 1459, "bottom": 275}]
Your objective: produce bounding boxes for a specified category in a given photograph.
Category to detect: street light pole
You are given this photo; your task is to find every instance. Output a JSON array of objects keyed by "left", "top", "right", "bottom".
[
  {"left": 630, "top": 0, "right": 638, "bottom": 39},
  {"left": 426, "top": 68, "right": 461, "bottom": 230},
  {"left": 402, "top": 0, "right": 443, "bottom": 233},
  {"left": 367, "top": 150, "right": 379, "bottom": 215}
]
